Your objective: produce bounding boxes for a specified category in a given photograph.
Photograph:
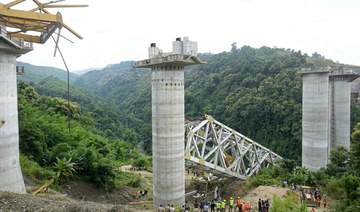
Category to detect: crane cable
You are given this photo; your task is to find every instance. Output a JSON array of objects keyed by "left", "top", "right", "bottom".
[{"left": 51, "top": 35, "right": 71, "bottom": 134}]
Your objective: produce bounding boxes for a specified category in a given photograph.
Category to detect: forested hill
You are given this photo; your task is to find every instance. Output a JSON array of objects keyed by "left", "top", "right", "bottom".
[
  {"left": 17, "top": 82, "right": 150, "bottom": 190},
  {"left": 17, "top": 61, "right": 78, "bottom": 84},
  {"left": 74, "top": 45, "right": 360, "bottom": 162},
  {"left": 74, "top": 61, "right": 142, "bottom": 93}
]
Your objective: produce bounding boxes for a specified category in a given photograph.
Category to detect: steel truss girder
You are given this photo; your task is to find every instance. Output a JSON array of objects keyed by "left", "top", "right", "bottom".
[{"left": 185, "top": 115, "right": 283, "bottom": 180}]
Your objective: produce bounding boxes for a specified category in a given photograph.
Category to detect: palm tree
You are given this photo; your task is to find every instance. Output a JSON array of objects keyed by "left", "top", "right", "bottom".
[{"left": 53, "top": 157, "right": 77, "bottom": 184}]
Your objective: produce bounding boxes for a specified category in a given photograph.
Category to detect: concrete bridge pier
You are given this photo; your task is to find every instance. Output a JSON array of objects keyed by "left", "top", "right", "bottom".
[
  {"left": 0, "top": 34, "right": 33, "bottom": 193},
  {"left": 135, "top": 37, "right": 204, "bottom": 208}
]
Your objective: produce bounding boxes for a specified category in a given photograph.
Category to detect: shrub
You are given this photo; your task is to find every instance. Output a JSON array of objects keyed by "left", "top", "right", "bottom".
[
  {"left": 115, "top": 171, "right": 141, "bottom": 188},
  {"left": 20, "top": 154, "right": 54, "bottom": 184},
  {"left": 132, "top": 156, "right": 152, "bottom": 171}
]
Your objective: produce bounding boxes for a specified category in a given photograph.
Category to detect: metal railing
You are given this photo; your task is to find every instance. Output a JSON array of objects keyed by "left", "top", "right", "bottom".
[{"left": 0, "top": 26, "right": 33, "bottom": 49}]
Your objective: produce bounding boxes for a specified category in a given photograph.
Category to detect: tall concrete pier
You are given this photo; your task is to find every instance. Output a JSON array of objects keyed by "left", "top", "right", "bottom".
[
  {"left": 0, "top": 28, "right": 33, "bottom": 193},
  {"left": 330, "top": 72, "right": 360, "bottom": 150},
  {"left": 299, "top": 68, "right": 360, "bottom": 170},
  {"left": 135, "top": 37, "right": 204, "bottom": 207},
  {"left": 300, "top": 68, "right": 331, "bottom": 170}
]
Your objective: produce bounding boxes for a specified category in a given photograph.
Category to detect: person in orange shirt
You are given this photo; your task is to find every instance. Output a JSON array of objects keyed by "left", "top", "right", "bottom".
[
  {"left": 242, "top": 202, "right": 246, "bottom": 212},
  {"left": 316, "top": 197, "right": 321, "bottom": 207},
  {"left": 323, "top": 198, "right": 327, "bottom": 208},
  {"left": 246, "top": 201, "right": 251, "bottom": 211},
  {"left": 236, "top": 197, "right": 241, "bottom": 211}
]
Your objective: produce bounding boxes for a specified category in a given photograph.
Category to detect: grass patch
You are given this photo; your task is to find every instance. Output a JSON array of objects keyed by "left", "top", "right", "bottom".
[
  {"left": 20, "top": 154, "right": 55, "bottom": 184},
  {"left": 114, "top": 170, "right": 141, "bottom": 187}
]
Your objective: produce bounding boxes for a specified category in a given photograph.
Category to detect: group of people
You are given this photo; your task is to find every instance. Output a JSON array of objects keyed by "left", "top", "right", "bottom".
[
  {"left": 314, "top": 188, "right": 327, "bottom": 208},
  {"left": 175, "top": 197, "right": 254, "bottom": 212},
  {"left": 157, "top": 204, "right": 176, "bottom": 212},
  {"left": 258, "top": 198, "right": 270, "bottom": 212},
  {"left": 315, "top": 196, "right": 327, "bottom": 208}
]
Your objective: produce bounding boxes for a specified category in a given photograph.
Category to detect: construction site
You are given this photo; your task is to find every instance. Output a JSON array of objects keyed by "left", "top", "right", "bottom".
[{"left": 0, "top": 0, "right": 358, "bottom": 211}]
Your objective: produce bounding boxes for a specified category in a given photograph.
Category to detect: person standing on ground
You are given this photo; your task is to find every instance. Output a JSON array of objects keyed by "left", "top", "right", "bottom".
[
  {"left": 316, "top": 197, "right": 321, "bottom": 207},
  {"left": 323, "top": 198, "right": 327, "bottom": 208},
  {"left": 200, "top": 198, "right": 205, "bottom": 212},
  {"left": 229, "top": 197, "right": 234, "bottom": 212},
  {"left": 238, "top": 202, "right": 243, "bottom": 212},
  {"left": 236, "top": 197, "right": 241, "bottom": 211},
  {"left": 210, "top": 199, "right": 216, "bottom": 212},
  {"left": 222, "top": 199, "right": 226, "bottom": 212},
  {"left": 265, "top": 199, "right": 270, "bottom": 212},
  {"left": 216, "top": 199, "right": 221, "bottom": 212},
  {"left": 261, "top": 200, "right": 266, "bottom": 212},
  {"left": 165, "top": 204, "right": 171, "bottom": 212},
  {"left": 204, "top": 203, "right": 209, "bottom": 212},
  {"left": 194, "top": 200, "right": 200, "bottom": 212},
  {"left": 158, "top": 205, "right": 165, "bottom": 212},
  {"left": 258, "top": 198, "right": 262, "bottom": 212}
]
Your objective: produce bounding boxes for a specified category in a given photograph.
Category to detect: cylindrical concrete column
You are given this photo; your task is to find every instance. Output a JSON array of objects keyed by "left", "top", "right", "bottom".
[
  {"left": 331, "top": 76, "right": 351, "bottom": 150},
  {"left": 302, "top": 72, "right": 330, "bottom": 170},
  {"left": 0, "top": 51, "right": 26, "bottom": 193},
  {"left": 152, "top": 65, "right": 185, "bottom": 207}
]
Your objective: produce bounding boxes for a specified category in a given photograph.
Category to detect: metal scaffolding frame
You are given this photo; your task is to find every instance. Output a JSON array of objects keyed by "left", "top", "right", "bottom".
[{"left": 185, "top": 115, "right": 283, "bottom": 180}]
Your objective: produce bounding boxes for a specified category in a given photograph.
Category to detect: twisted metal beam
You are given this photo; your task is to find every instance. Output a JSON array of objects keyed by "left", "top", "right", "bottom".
[{"left": 185, "top": 115, "right": 283, "bottom": 179}]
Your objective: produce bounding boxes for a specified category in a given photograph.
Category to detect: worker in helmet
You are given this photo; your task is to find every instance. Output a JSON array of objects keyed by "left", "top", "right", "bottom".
[
  {"left": 229, "top": 197, "right": 234, "bottom": 212},
  {"left": 221, "top": 199, "right": 226, "bottom": 212},
  {"left": 246, "top": 201, "right": 251, "bottom": 211},
  {"left": 236, "top": 197, "right": 242, "bottom": 211},
  {"left": 216, "top": 200, "right": 221, "bottom": 212}
]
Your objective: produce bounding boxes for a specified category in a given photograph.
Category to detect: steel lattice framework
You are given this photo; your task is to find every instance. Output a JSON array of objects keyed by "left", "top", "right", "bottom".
[{"left": 185, "top": 115, "right": 283, "bottom": 180}]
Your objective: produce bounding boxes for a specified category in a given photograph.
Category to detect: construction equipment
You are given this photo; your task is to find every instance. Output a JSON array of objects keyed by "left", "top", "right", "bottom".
[{"left": 300, "top": 185, "right": 318, "bottom": 207}]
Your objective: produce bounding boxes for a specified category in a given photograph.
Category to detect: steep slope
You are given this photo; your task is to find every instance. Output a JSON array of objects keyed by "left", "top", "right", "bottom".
[
  {"left": 17, "top": 61, "right": 78, "bottom": 84},
  {"left": 74, "top": 61, "right": 140, "bottom": 93},
  {"left": 74, "top": 45, "right": 360, "bottom": 161}
]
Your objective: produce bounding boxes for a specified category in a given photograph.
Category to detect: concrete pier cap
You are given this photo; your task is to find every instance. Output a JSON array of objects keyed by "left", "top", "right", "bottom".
[{"left": 134, "top": 37, "right": 205, "bottom": 208}]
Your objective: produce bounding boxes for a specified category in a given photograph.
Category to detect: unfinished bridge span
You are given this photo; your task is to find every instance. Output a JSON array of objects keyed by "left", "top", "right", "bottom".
[{"left": 185, "top": 115, "right": 283, "bottom": 180}]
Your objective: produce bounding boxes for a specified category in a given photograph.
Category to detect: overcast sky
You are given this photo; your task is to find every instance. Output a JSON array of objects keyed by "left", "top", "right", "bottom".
[{"left": 9, "top": 0, "right": 360, "bottom": 71}]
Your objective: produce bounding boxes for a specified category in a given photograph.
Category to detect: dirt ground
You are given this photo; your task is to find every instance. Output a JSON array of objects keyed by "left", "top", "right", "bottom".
[
  {"left": 0, "top": 168, "right": 332, "bottom": 211},
  {"left": 0, "top": 166, "right": 153, "bottom": 212},
  {"left": 0, "top": 181, "right": 154, "bottom": 212}
]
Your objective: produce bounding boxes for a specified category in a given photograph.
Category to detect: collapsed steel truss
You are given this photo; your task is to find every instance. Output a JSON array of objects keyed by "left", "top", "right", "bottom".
[{"left": 185, "top": 115, "right": 283, "bottom": 180}]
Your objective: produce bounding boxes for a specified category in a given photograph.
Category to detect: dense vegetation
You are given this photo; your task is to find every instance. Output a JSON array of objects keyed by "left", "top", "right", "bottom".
[
  {"left": 17, "top": 45, "right": 360, "bottom": 208},
  {"left": 17, "top": 61, "right": 78, "bottom": 84},
  {"left": 73, "top": 45, "right": 360, "bottom": 162},
  {"left": 18, "top": 82, "right": 151, "bottom": 190},
  {"left": 249, "top": 123, "right": 360, "bottom": 211}
]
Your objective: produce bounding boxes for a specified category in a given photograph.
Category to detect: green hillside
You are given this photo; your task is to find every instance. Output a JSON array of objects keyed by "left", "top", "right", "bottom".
[
  {"left": 74, "top": 61, "right": 141, "bottom": 93},
  {"left": 75, "top": 45, "right": 360, "bottom": 161},
  {"left": 33, "top": 76, "right": 149, "bottom": 148},
  {"left": 18, "top": 82, "right": 150, "bottom": 189},
  {"left": 17, "top": 61, "right": 78, "bottom": 84},
  {"left": 15, "top": 45, "right": 360, "bottom": 211}
]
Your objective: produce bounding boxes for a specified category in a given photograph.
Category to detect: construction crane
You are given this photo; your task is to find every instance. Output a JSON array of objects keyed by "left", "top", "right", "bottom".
[{"left": 0, "top": 0, "right": 87, "bottom": 45}]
